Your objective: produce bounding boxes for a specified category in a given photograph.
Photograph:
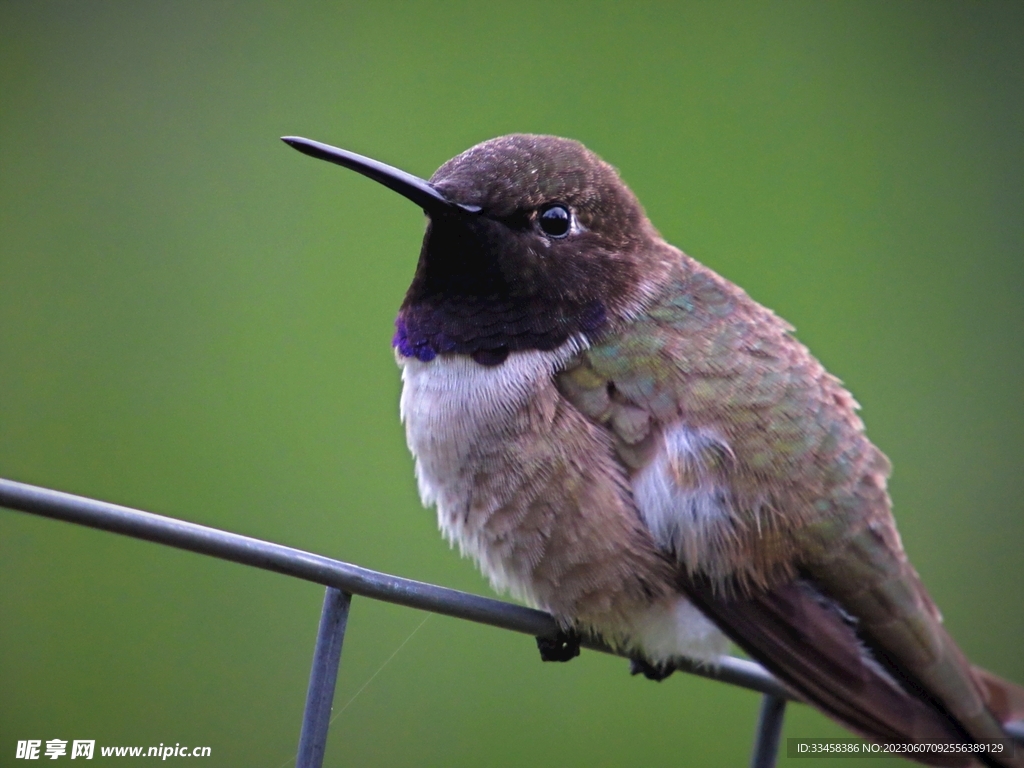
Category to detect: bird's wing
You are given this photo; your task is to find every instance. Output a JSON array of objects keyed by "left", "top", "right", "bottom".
[
  {"left": 556, "top": 263, "right": 1021, "bottom": 767},
  {"left": 681, "top": 572, "right": 971, "bottom": 761}
]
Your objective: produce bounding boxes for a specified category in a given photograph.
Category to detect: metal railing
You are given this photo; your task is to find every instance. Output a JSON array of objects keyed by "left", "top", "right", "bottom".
[{"left": 2, "top": 478, "right": 1021, "bottom": 767}]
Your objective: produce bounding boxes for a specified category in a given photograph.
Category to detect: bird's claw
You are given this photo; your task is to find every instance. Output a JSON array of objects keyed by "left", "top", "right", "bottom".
[
  {"left": 536, "top": 630, "right": 581, "bottom": 662},
  {"left": 629, "top": 657, "right": 675, "bottom": 681}
]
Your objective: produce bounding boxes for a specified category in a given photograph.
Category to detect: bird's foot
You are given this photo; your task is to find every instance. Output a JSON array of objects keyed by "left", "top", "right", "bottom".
[
  {"left": 629, "top": 656, "right": 675, "bottom": 682},
  {"left": 536, "top": 630, "right": 581, "bottom": 662}
]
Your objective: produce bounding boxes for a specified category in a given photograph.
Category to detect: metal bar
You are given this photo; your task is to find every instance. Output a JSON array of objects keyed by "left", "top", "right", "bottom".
[
  {"left": 297, "top": 588, "right": 352, "bottom": 768},
  {"left": 0, "top": 477, "right": 789, "bottom": 698},
  {"left": 0, "top": 479, "right": 553, "bottom": 635},
  {"left": 659, "top": 654, "right": 789, "bottom": 700},
  {"left": 749, "top": 693, "right": 787, "bottom": 768}
]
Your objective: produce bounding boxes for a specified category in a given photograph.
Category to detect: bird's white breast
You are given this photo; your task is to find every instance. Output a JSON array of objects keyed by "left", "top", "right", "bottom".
[{"left": 397, "top": 341, "right": 583, "bottom": 600}]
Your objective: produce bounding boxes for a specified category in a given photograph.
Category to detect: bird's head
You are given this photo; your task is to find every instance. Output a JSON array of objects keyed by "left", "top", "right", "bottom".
[{"left": 283, "top": 134, "right": 669, "bottom": 364}]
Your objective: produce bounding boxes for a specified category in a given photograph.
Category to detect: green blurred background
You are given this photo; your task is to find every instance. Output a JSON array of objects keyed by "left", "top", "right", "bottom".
[{"left": 1, "top": 2, "right": 1021, "bottom": 766}]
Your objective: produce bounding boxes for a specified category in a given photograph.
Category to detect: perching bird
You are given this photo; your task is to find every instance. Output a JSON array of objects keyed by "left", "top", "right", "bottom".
[{"left": 284, "top": 134, "right": 1024, "bottom": 766}]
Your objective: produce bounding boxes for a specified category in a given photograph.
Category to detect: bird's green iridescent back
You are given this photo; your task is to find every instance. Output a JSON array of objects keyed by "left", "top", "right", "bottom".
[
  {"left": 558, "top": 252, "right": 890, "bottom": 589},
  {"left": 557, "top": 249, "right": 1015, "bottom": 758}
]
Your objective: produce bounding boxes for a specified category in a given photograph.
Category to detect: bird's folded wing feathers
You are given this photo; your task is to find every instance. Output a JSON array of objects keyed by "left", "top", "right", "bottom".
[{"left": 680, "top": 574, "right": 976, "bottom": 767}]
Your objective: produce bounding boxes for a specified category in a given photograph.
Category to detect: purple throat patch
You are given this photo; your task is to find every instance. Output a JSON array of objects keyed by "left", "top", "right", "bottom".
[{"left": 392, "top": 299, "right": 606, "bottom": 367}]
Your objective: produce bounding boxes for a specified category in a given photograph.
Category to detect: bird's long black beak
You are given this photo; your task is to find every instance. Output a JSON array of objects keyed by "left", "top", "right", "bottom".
[{"left": 281, "top": 136, "right": 480, "bottom": 217}]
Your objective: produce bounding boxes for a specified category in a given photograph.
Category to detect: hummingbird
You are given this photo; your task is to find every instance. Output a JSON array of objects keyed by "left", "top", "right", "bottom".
[{"left": 283, "top": 134, "right": 1024, "bottom": 765}]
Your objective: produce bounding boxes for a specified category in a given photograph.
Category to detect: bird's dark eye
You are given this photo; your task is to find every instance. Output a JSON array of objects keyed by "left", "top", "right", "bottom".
[{"left": 538, "top": 204, "right": 571, "bottom": 238}]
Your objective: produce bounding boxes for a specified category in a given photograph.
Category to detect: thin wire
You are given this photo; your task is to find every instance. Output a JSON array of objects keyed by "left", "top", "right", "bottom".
[
  {"left": 272, "top": 614, "right": 431, "bottom": 768},
  {"left": 330, "top": 614, "right": 431, "bottom": 723}
]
